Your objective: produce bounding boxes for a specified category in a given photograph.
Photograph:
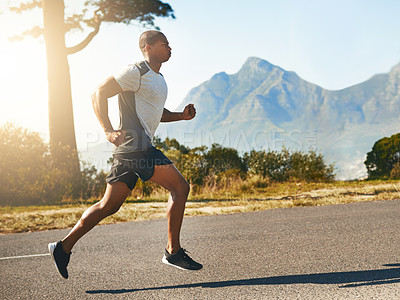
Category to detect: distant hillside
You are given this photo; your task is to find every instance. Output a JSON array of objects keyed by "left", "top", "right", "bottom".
[{"left": 156, "top": 57, "right": 400, "bottom": 180}]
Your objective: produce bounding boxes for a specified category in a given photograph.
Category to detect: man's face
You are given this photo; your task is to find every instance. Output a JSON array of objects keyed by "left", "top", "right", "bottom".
[{"left": 147, "top": 36, "right": 172, "bottom": 63}]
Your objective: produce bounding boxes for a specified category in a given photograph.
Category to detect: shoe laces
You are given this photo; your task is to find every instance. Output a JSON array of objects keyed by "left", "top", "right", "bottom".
[{"left": 181, "top": 249, "right": 194, "bottom": 260}]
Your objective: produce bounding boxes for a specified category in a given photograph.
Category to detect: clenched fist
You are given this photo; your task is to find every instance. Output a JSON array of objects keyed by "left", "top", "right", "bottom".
[
  {"left": 182, "top": 103, "right": 196, "bottom": 120},
  {"left": 105, "top": 129, "right": 126, "bottom": 147}
]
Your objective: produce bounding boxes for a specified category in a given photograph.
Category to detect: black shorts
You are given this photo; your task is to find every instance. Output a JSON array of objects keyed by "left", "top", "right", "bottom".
[{"left": 106, "top": 147, "right": 173, "bottom": 190}]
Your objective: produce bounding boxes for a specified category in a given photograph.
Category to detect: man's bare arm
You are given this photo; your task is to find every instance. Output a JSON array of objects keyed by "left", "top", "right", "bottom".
[
  {"left": 91, "top": 76, "right": 126, "bottom": 146},
  {"left": 161, "top": 104, "right": 196, "bottom": 122},
  {"left": 161, "top": 108, "right": 183, "bottom": 122}
]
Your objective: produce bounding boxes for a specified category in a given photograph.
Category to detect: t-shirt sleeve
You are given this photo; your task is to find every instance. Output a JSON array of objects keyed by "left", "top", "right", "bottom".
[{"left": 113, "top": 64, "right": 141, "bottom": 92}]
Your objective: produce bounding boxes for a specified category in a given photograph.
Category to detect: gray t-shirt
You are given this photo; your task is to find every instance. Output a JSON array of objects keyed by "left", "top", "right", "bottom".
[{"left": 112, "top": 60, "right": 168, "bottom": 154}]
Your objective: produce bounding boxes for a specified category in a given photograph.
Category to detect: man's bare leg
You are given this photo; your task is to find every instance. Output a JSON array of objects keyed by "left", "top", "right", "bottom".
[
  {"left": 61, "top": 182, "right": 131, "bottom": 253},
  {"left": 148, "top": 164, "right": 190, "bottom": 254}
]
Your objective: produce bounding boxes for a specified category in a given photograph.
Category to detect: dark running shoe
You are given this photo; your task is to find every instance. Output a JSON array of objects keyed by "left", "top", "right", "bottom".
[
  {"left": 162, "top": 248, "right": 203, "bottom": 271},
  {"left": 48, "top": 241, "right": 71, "bottom": 279}
]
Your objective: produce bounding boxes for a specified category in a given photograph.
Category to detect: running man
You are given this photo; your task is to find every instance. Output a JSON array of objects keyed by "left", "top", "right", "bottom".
[{"left": 48, "top": 30, "right": 202, "bottom": 279}]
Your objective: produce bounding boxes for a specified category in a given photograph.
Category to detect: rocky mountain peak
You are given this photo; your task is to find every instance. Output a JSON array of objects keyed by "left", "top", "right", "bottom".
[{"left": 238, "top": 57, "right": 282, "bottom": 75}]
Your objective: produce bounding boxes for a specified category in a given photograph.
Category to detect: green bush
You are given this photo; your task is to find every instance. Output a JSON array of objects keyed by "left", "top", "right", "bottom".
[
  {"left": 243, "top": 147, "right": 335, "bottom": 182},
  {"left": 0, "top": 123, "right": 106, "bottom": 206},
  {"left": 288, "top": 149, "right": 335, "bottom": 182}
]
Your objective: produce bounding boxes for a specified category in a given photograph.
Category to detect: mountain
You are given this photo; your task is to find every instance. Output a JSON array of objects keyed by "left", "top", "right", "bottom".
[{"left": 156, "top": 57, "right": 400, "bottom": 180}]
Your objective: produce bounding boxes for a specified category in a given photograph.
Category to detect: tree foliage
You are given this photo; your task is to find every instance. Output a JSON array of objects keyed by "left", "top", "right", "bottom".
[
  {"left": 365, "top": 133, "right": 400, "bottom": 179},
  {"left": 9, "top": 0, "right": 175, "bottom": 46}
]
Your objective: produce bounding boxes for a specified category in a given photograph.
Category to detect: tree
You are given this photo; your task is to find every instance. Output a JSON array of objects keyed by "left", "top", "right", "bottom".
[
  {"left": 365, "top": 133, "right": 400, "bottom": 179},
  {"left": 8, "top": 0, "right": 175, "bottom": 174}
]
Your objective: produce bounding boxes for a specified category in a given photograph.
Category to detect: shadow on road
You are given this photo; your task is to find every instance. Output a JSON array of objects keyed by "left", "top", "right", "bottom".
[{"left": 86, "top": 264, "right": 400, "bottom": 294}]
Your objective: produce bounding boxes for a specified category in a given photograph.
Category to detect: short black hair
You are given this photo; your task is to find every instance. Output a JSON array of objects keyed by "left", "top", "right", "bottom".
[{"left": 139, "top": 30, "right": 166, "bottom": 53}]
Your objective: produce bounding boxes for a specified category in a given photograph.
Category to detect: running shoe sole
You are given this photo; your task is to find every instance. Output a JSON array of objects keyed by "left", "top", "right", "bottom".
[{"left": 162, "top": 255, "right": 202, "bottom": 271}]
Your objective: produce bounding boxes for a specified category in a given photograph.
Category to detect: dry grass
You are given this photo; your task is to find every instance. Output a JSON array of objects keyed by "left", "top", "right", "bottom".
[{"left": 1, "top": 179, "right": 399, "bottom": 234}]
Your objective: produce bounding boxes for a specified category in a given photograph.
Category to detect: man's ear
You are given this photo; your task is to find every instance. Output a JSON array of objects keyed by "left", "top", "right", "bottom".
[{"left": 145, "top": 44, "right": 151, "bottom": 52}]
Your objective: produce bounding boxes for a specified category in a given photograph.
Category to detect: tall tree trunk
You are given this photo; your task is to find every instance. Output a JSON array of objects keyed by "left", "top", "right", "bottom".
[{"left": 42, "top": 0, "right": 79, "bottom": 173}]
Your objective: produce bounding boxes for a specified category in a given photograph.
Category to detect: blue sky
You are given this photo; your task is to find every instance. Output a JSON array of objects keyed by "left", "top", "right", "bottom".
[{"left": 1, "top": 0, "right": 400, "bottom": 150}]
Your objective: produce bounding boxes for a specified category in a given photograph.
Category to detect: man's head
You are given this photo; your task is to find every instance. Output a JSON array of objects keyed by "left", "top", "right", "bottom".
[{"left": 139, "top": 30, "right": 171, "bottom": 63}]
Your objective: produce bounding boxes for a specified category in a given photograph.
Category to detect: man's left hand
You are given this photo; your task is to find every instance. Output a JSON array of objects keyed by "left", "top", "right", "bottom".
[{"left": 182, "top": 103, "right": 196, "bottom": 120}]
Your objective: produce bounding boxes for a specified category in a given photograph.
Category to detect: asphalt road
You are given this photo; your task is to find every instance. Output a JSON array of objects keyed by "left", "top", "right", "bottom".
[{"left": 1, "top": 199, "right": 400, "bottom": 299}]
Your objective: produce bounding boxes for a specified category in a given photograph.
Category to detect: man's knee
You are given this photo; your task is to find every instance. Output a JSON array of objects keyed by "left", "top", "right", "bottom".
[
  {"left": 172, "top": 180, "right": 190, "bottom": 198},
  {"left": 87, "top": 195, "right": 123, "bottom": 218},
  {"left": 182, "top": 180, "right": 190, "bottom": 197}
]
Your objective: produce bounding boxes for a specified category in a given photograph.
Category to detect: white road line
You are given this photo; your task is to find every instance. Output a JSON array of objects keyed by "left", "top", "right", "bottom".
[{"left": 0, "top": 253, "right": 50, "bottom": 260}]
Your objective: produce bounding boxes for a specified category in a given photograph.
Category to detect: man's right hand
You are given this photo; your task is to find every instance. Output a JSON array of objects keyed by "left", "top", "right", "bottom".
[{"left": 105, "top": 130, "right": 126, "bottom": 147}]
